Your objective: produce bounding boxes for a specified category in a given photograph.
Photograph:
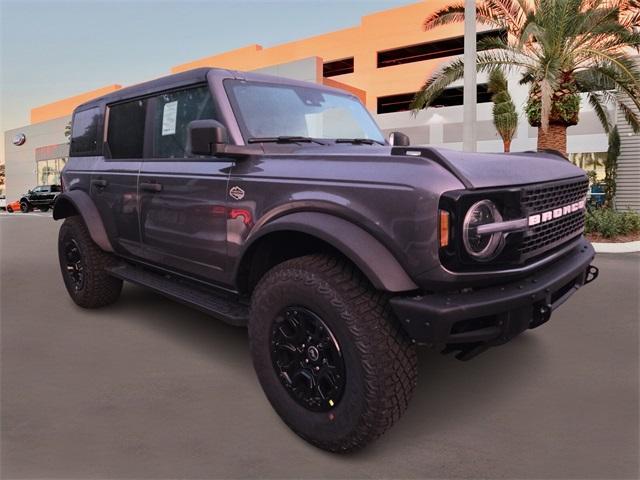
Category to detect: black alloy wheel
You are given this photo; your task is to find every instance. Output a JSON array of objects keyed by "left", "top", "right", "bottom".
[
  {"left": 271, "top": 306, "right": 346, "bottom": 412},
  {"left": 63, "top": 238, "right": 85, "bottom": 292}
]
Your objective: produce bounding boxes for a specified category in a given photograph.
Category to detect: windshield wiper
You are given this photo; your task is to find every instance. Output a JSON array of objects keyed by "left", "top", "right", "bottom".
[
  {"left": 247, "top": 136, "right": 326, "bottom": 145},
  {"left": 335, "top": 138, "right": 385, "bottom": 145}
]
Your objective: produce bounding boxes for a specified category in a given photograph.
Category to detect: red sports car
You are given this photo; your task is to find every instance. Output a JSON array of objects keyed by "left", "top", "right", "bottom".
[{"left": 5, "top": 200, "right": 21, "bottom": 213}]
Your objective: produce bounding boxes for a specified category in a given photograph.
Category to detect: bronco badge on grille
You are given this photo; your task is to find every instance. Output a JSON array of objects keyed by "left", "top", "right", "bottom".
[{"left": 528, "top": 198, "right": 586, "bottom": 227}]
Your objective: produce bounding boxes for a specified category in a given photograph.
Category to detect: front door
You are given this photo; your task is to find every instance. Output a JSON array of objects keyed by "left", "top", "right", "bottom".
[{"left": 138, "top": 85, "right": 232, "bottom": 284}]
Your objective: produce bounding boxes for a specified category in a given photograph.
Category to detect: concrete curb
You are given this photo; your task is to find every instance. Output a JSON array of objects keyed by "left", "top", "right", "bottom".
[{"left": 592, "top": 241, "right": 640, "bottom": 253}]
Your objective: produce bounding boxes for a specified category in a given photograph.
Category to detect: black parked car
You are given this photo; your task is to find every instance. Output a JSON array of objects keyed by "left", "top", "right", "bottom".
[
  {"left": 54, "top": 68, "right": 598, "bottom": 452},
  {"left": 20, "top": 184, "right": 61, "bottom": 212}
]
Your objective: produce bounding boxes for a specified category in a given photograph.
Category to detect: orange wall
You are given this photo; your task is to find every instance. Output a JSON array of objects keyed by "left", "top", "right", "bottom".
[
  {"left": 30, "top": 84, "right": 122, "bottom": 124},
  {"left": 171, "top": 0, "right": 467, "bottom": 111}
]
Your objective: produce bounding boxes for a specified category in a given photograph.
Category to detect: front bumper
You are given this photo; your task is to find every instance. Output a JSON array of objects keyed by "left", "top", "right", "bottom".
[{"left": 390, "top": 237, "right": 597, "bottom": 360}]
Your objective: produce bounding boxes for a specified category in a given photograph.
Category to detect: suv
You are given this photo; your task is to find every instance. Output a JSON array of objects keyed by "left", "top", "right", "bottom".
[
  {"left": 54, "top": 68, "right": 598, "bottom": 452},
  {"left": 20, "top": 184, "right": 61, "bottom": 212}
]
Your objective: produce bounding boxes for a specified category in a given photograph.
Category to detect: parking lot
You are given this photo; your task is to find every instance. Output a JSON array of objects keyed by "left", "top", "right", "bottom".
[{"left": 1, "top": 214, "right": 638, "bottom": 479}]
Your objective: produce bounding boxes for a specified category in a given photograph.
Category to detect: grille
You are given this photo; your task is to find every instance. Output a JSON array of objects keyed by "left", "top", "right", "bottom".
[
  {"left": 521, "top": 178, "right": 588, "bottom": 213},
  {"left": 518, "top": 178, "right": 589, "bottom": 259}
]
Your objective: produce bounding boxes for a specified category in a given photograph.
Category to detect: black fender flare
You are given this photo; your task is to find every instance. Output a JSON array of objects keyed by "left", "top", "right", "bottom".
[
  {"left": 241, "top": 212, "right": 418, "bottom": 293},
  {"left": 52, "top": 190, "right": 114, "bottom": 252}
]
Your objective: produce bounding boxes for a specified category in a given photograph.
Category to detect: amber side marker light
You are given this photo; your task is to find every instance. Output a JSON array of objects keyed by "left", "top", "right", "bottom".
[{"left": 439, "top": 210, "right": 450, "bottom": 248}]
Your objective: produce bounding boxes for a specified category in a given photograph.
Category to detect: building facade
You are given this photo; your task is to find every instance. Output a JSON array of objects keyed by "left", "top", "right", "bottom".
[{"left": 4, "top": 0, "right": 638, "bottom": 209}]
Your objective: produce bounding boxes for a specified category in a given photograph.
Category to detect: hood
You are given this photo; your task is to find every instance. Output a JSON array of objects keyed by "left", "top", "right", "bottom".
[
  {"left": 258, "top": 143, "right": 586, "bottom": 190},
  {"left": 391, "top": 146, "right": 586, "bottom": 189}
]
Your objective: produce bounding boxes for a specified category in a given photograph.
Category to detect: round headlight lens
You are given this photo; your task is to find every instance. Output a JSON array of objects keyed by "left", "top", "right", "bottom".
[{"left": 462, "top": 200, "right": 504, "bottom": 261}]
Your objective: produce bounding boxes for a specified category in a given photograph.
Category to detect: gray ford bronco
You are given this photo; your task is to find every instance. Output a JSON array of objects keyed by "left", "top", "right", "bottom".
[{"left": 55, "top": 68, "right": 598, "bottom": 452}]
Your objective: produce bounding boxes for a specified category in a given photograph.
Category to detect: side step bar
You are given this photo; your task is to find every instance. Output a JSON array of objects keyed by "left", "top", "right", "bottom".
[{"left": 106, "top": 264, "right": 249, "bottom": 327}]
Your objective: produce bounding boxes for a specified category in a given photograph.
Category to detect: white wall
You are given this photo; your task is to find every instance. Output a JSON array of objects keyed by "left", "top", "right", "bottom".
[
  {"left": 375, "top": 71, "right": 609, "bottom": 154},
  {"left": 4, "top": 116, "right": 70, "bottom": 201}
]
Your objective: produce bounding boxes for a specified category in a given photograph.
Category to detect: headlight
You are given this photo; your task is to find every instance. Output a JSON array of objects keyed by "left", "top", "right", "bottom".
[{"left": 462, "top": 200, "right": 505, "bottom": 261}]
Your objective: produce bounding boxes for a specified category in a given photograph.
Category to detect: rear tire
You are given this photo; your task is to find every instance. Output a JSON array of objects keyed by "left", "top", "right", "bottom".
[
  {"left": 6, "top": 206, "right": 13, "bottom": 213},
  {"left": 58, "top": 216, "right": 122, "bottom": 308},
  {"left": 249, "top": 254, "right": 417, "bottom": 452},
  {"left": 39, "top": 206, "right": 49, "bottom": 212}
]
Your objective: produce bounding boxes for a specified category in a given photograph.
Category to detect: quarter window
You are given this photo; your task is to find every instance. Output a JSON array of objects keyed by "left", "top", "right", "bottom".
[
  {"left": 107, "top": 99, "right": 148, "bottom": 159},
  {"left": 151, "top": 86, "right": 216, "bottom": 158},
  {"left": 70, "top": 107, "right": 100, "bottom": 156}
]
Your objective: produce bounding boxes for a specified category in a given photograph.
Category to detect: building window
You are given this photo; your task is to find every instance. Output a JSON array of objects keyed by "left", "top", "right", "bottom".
[
  {"left": 36, "top": 157, "right": 67, "bottom": 186},
  {"left": 569, "top": 152, "right": 606, "bottom": 180},
  {"left": 323, "top": 57, "right": 354, "bottom": 77},
  {"left": 377, "top": 29, "right": 506, "bottom": 68},
  {"left": 377, "top": 85, "right": 491, "bottom": 114}
]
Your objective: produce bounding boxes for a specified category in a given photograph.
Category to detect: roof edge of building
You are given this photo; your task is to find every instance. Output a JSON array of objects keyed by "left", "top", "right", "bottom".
[{"left": 30, "top": 84, "right": 123, "bottom": 125}]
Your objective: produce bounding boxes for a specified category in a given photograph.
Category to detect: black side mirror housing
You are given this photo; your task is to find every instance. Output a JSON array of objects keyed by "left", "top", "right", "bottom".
[
  {"left": 188, "top": 119, "right": 229, "bottom": 156},
  {"left": 389, "top": 131, "right": 410, "bottom": 147}
]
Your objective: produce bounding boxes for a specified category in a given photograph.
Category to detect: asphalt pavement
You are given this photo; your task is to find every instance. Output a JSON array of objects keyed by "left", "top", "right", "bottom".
[{"left": 1, "top": 215, "right": 638, "bottom": 479}]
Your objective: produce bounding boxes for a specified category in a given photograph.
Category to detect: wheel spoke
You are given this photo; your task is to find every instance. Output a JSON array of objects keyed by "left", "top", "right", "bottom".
[
  {"left": 63, "top": 239, "right": 85, "bottom": 291},
  {"left": 270, "top": 306, "right": 346, "bottom": 412}
]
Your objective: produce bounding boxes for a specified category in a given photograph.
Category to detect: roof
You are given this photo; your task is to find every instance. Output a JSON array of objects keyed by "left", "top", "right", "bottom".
[
  {"left": 74, "top": 67, "right": 354, "bottom": 112},
  {"left": 75, "top": 67, "right": 217, "bottom": 110}
]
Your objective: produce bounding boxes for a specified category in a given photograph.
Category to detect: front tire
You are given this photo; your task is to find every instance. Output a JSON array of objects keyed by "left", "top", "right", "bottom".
[
  {"left": 20, "top": 201, "right": 31, "bottom": 213},
  {"left": 249, "top": 254, "right": 417, "bottom": 452},
  {"left": 58, "top": 216, "right": 123, "bottom": 308},
  {"left": 39, "top": 205, "right": 49, "bottom": 212}
]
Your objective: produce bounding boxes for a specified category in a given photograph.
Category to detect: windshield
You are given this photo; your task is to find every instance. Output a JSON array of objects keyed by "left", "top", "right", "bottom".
[{"left": 224, "top": 80, "right": 385, "bottom": 143}]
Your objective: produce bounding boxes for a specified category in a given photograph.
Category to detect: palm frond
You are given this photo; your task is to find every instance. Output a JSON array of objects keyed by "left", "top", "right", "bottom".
[
  {"left": 587, "top": 91, "right": 613, "bottom": 133},
  {"left": 617, "top": 99, "right": 640, "bottom": 133},
  {"left": 411, "top": 51, "right": 530, "bottom": 112}
]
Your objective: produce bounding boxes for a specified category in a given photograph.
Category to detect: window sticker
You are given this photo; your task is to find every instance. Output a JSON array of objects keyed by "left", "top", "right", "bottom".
[{"left": 162, "top": 101, "right": 178, "bottom": 136}]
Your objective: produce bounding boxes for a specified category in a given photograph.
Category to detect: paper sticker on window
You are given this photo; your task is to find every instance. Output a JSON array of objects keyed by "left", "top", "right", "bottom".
[{"left": 162, "top": 101, "right": 178, "bottom": 136}]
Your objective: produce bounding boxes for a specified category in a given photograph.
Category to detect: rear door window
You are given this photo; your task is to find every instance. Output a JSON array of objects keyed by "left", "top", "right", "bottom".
[
  {"left": 107, "top": 99, "right": 148, "bottom": 159},
  {"left": 151, "top": 85, "right": 216, "bottom": 158},
  {"left": 70, "top": 107, "right": 101, "bottom": 156}
]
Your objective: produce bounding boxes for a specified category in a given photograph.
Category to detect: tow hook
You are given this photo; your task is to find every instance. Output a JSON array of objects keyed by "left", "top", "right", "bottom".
[
  {"left": 530, "top": 303, "right": 552, "bottom": 329},
  {"left": 585, "top": 265, "right": 599, "bottom": 285}
]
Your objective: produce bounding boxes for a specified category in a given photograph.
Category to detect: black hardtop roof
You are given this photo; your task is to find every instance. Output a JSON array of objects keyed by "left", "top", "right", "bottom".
[
  {"left": 75, "top": 67, "right": 217, "bottom": 111},
  {"left": 74, "top": 67, "right": 353, "bottom": 113}
]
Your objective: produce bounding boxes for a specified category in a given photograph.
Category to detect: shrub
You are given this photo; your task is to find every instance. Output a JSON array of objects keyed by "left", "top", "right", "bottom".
[{"left": 585, "top": 208, "right": 640, "bottom": 238}]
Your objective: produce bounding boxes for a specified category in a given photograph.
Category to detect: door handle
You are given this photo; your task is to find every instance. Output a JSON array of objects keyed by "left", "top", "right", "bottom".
[
  {"left": 91, "top": 179, "right": 108, "bottom": 188},
  {"left": 140, "top": 182, "right": 163, "bottom": 192}
]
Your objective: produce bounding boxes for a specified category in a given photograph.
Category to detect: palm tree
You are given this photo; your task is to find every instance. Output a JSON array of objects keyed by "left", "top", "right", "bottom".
[
  {"left": 487, "top": 68, "right": 518, "bottom": 151},
  {"left": 411, "top": 0, "right": 640, "bottom": 155}
]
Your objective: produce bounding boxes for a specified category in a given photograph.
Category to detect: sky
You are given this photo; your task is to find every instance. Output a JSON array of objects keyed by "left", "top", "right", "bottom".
[{"left": 0, "top": 0, "right": 412, "bottom": 137}]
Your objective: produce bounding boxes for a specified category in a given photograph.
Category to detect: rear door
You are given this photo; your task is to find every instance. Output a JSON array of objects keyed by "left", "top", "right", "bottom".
[
  {"left": 90, "top": 99, "right": 147, "bottom": 257},
  {"left": 29, "top": 186, "right": 44, "bottom": 204},
  {"left": 138, "top": 85, "right": 232, "bottom": 283},
  {"left": 42, "top": 186, "right": 56, "bottom": 204}
]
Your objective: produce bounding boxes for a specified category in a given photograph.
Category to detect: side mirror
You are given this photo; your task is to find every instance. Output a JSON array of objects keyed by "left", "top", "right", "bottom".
[
  {"left": 27, "top": 189, "right": 33, "bottom": 194},
  {"left": 389, "top": 131, "right": 410, "bottom": 147},
  {"left": 188, "top": 119, "right": 229, "bottom": 156}
]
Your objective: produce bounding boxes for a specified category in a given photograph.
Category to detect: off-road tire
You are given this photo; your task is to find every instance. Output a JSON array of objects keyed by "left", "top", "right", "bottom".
[
  {"left": 20, "top": 201, "right": 31, "bottom": 213},
  {"left": 39, "top": 206, "right": 49, "bottom": 212},
  {"left": 58, "top": 216, "right": 122, "bottom": 308},
  {"left": 249, "top": 254, "right": 418, "bottom": 452}
]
